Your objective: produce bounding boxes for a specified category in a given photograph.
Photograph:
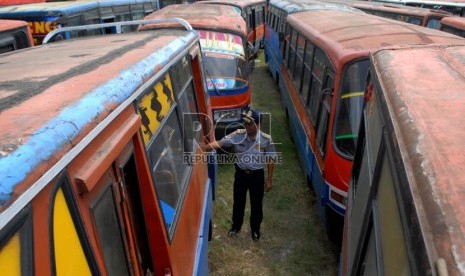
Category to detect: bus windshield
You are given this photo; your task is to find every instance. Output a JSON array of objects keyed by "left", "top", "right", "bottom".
[
  {"left": 198, "top": 30, "right": 248, "bottom": 91},
  {"left": 334, "top": 59, "right": 370, "bottom": 159}
]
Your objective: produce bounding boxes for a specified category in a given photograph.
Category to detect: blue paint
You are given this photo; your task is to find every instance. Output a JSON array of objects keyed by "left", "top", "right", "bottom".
[{"left": 0, "top": 31, "right": 197, "bottom": 204}]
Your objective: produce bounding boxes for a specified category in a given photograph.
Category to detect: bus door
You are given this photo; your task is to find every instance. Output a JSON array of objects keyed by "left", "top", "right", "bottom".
[
  {"left": 69, "top": 111, "right": 153, "bottom": 275},
  {"left": 113, "top": 143, "right": 154, "bottom": 275}
]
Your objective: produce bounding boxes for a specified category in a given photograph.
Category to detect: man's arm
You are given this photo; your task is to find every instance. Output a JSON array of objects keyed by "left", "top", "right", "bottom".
[{"left": 202, "top": 140, "right": 222, "bottom": 152}]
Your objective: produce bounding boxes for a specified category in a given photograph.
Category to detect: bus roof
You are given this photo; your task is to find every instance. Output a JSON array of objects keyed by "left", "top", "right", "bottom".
[
  {"left": 140, "top": 4, "right": 247, "bottom": 37},
  {"left": 0, "top": 19, "right": 28, "bottom": 32},
  {"left": 269, "top": 0, "right": 361, "bottom": 14},
  {"left": 441, "top": 14, "right": 465, "bottom": 27},
  {"left": 0, "top": 1, "right": 99, "bottom": 17},
  {"left": 347, "top": 0, "right": 453, "bottom": 16},
  {"left": 0, "top": 29, "right": 197, "bottom": 206},
  {"left": 371, "top": 44, "right": 465, "bottom": 276},
  {"left": 197, "top": 0, "right": 265, "bottom": 10},
  {"left": 287, "top": 9, "right": 465, "bottom": 71},
  {"left": 375, "top": 0, "right": 465, "bottom": 7}
]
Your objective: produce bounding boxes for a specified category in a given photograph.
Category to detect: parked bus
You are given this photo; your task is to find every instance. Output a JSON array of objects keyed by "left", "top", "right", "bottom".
[
  {"left": 0, "top": 19, "right": 216, "bottom": 275},
  {"left": 279, "top": 9, "right": 464, "bottom": 244},
  {"left": 373, "top": 0, "right": 465, "bottom": 16},
  {"left": 0, "top": 19, "right": 33, "bottom": 53},
  {"left": 142, "top": 4, "right": 253, "bottom": 139},
  {"left": 331, "top": 0, "right": 452, "bottom": 28},
  {"left": 440, "top": 14, "right": 465, "bottom": 36},
  {"left": 340, "top": 44, "right": 465, "bottom": 276},
  {"left": 264, "top": 0, "right": 361, "bottom": 85},
  {"left": 198, "top": 0, "right": 266, "bottom": 56},
  {"left": 0, "top": 0, "right": 43, "bottom": 5},
  {"left": 0, "top": 0, "right": 158, "bottom": 45}
]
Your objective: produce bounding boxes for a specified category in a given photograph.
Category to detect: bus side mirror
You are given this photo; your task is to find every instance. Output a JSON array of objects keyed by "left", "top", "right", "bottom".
[{"left": 279, "top": 32, "right": 284, "bottom": 42}]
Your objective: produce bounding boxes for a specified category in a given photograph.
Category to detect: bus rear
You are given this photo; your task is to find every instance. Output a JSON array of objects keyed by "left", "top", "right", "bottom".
[
  {"left": 142, "top": 4, "right": 253, "bottom": 139},
  {"left": 197, "top": 0, "right": 266, "bottom": 56},
  {"left": 0, "top": 19, "right": 33, "bottom": 53}
]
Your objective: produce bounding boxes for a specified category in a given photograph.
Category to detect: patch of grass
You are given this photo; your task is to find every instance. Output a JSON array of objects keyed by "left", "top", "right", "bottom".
[{"left": 208, "top": 52, "right": 339, "bottom": 275}]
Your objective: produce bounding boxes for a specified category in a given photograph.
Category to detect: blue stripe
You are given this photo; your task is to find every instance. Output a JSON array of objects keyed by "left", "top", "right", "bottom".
[{"left": 0, "top": 31, "right": 197, "bottom": 204}]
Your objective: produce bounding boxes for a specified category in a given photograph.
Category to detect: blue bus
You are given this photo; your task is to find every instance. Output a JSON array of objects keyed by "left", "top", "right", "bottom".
[
  {"left": 0, "top": 0, "right": 158, "bottom": 45},
  {"left": 264, "top": 0, "right": 360, "bottom": 85}
]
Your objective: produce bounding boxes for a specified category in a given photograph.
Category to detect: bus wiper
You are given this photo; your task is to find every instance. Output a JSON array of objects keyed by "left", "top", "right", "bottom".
[{"left": 205, "top": 67, "right": 220, "bottom": 96}]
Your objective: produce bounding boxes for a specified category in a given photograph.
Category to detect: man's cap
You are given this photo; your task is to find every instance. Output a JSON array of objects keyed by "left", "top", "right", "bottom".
[{"left": 242, "top": 109, "right": 260, "bottom": 124}]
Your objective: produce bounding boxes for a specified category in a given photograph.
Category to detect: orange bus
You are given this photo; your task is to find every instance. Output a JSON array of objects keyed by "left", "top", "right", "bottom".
[
  {"left": 279, "top": 8, "right": 464, "bottom": 244},
  {"left": 0, "top": 19, "right": 216, "bottom": 275},
  {"left": 440, "top": 14, "right": 465, "bottom": 36},
  {"left": 0, "top": 19, "right": 33, "bottom": 53},
  {"left": 142, "top": 4, "right": 253, "bottom": 139},
  {"left": 198, "top": 0, "right": 266, "bottom": 56},
  {"left": 340, "top": 44, "right": 465, "bottom": 276}
]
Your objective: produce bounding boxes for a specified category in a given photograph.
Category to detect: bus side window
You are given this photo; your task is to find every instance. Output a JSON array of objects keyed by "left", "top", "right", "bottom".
[{"left": 315, "top": 73, "right": 334, "bottom": 158}]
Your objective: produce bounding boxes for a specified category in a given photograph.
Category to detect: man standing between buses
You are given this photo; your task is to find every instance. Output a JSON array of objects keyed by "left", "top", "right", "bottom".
[{"left": 203, "top": 109, "right": 276, "bottom": 241}]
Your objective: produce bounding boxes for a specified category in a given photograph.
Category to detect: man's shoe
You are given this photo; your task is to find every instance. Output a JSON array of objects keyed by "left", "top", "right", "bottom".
[
  {"left": 251, "top": 231, "right": 260, "bottom": 241},
  {"left": 228, "top": 228, "right": 239, "bottom": 237}
]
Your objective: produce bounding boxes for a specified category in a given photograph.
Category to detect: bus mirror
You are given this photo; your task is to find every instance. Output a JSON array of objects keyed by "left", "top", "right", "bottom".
[{"left": 279, "top": 32, "right": 284, "bottom": 42}]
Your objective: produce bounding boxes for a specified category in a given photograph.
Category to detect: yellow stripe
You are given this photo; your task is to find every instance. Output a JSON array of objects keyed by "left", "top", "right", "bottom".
[{"left": 341, "top": 92, "right": 364, "bottom": 99}]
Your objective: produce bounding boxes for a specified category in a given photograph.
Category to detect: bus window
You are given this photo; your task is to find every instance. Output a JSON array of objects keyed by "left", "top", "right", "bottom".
[
  {"left": 315, "top": 74, "right": 334, "bottom": 158},
  {"left": 293, "top": 34, "right": 305, "bottom": 93},
  {"left": 83, "top": 8, "right": 101, "bottom": 35},
  {"left": 376, "top": 153, "right": 410, "bottom": 275},
  {"left": 334, "top": 59, "right": 370, "bottom": 159},
  {"left": 426, "top": 17, "right": 441, "bottom": 28},
  {"left": 301, "top": 41, "right": 315, "bottom": 106},
  {"left": 131, "top": 4, "right": 145, "bottom": 20},
  {"left": 91, "top": 181, "right": 131, "bottom": 275}
]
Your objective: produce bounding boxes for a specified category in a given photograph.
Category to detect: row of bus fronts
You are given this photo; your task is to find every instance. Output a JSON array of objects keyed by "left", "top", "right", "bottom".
[
  {"left": 0, "top": 27, "right": 218, "bottom": 275},
  {"left": 264, "top": 0, "right": 465, "bottom": 275}
]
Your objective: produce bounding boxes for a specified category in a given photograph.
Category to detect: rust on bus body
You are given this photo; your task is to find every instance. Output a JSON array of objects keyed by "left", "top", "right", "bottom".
[
  {"left": 372, "top": 45, "right": 465, "bottom": 276},
  {"left": 198, "top": 0, "right": 265, "bottom": 10},
  {"left": 287, "top": 9, "right": 465, "bottom": 72},
  {"left": 140, "top": 4, "right": 247, "bottom": 37},
  {"left": 0, "top": 30, "right": 190, "bottom": 207}
]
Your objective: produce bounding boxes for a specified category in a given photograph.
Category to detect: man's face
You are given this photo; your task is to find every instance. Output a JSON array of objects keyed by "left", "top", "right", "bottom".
[{"left": 244, "top": 121, "right": 258, "bottom": 136}]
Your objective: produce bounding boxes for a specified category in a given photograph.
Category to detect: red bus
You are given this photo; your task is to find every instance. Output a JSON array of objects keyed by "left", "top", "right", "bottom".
[
  {"left": 331, "top": 0, "right": 452, "bottom": 28},
  {"left": 198, "top": 0, "right": 266, "bottom": 56},
  {"left": 0, "top": 19, "right": 215, "bottom": 275},
  {"left": 440, "top": 14, "right": 465, "bottom": 36},
  {"left": 141, "top": 4, "right": 253, "bottom": 139},
  {"left": 0, "top": 19, "right": 33, "bottom": 53},
  {"left": 372, "top": 0, "right": 465, "bottom": 16},
  {"left": 279, "top": 8, "right": 464, "bottom": 244},
  {"left": 340, "top": 44, "right": 465, "bottom": 276}
]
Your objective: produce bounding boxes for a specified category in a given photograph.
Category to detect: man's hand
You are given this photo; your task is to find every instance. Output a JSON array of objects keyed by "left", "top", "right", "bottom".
[{"left": 265, "top": 179, "right": 272, "bottom": 192}]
